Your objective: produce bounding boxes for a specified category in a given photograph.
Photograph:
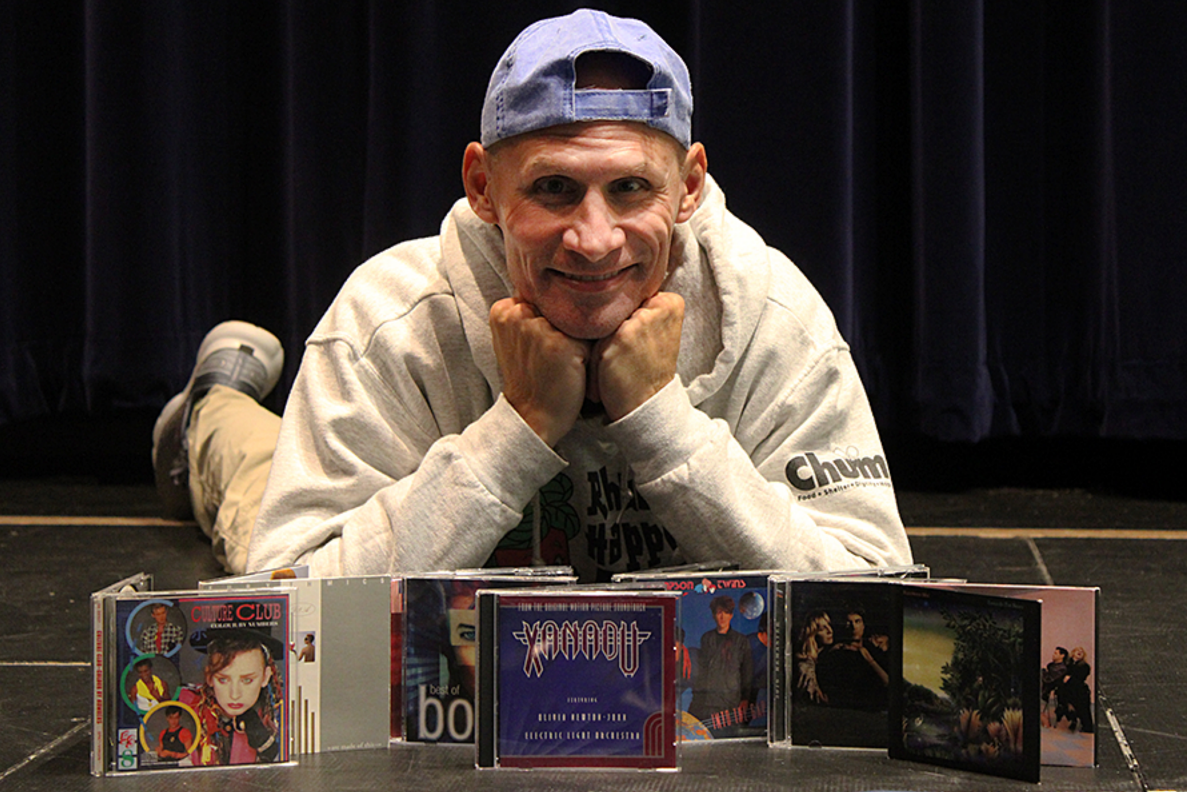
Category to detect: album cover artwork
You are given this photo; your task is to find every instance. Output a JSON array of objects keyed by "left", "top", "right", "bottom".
[
  {"left": 918, "top": 582, "right": 1098, "bottom": 767},
  {"left": 402, "top": 572, "right": 576, "bottom": 743},
  {"left": 99, "top": 589, "right": 292, "bottom": 774},
  {"left": 615, "top": 570, "right": 773, "bottom": 741},
  {"left": 476, "top": 589, "right": 679, "bottom": 769},
  {"left": 891, "top": 585, "right": 1041, "bottom": 783},
  {"left": 785, "top": 578, "right": 899, "bottom": 749},
  {"left": 201, "top": 571, "right": 391, "bottom": 753}
]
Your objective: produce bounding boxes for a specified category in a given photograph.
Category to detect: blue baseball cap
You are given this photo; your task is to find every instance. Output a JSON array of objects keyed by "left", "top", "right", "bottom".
[{"left": 480, "top": 9, "right": 693, "bottom": 148}]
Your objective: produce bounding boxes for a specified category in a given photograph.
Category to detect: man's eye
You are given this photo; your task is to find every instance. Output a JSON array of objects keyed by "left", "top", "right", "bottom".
[
  {"left": 612, "top": 178, "right": 650, "bottom": 194},
  {"left": 534, "top": 177, "right": 572, "bottom": 195}
]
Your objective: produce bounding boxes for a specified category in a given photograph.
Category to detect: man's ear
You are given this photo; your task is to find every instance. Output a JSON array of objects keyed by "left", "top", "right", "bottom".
[
  {"left": 676, "top": 142, "right": 708, "bottom": 223},
  {"left": 462, "top": 142, "right": 499, "bottom": 224}
]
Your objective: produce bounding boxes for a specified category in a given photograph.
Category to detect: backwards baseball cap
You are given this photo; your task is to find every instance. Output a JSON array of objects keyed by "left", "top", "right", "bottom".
[{"left": 480, "top": 9, "right": 693, "bottom": 149}]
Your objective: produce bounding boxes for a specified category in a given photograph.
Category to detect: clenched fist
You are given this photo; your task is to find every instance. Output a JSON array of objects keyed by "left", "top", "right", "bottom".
[
  {"left": 490, "top": 297, "right": 592, "bottom": 446},
  {"left": 587, "top": 292, "right": 683, "bottom": 421}
]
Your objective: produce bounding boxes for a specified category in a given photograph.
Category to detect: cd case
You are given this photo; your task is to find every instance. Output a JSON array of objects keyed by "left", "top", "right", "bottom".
[
  {"left": 769, "top": 574, "right": 1047, "bottom": 783},
  {"left": 613, "top": 569, "right": 779, "bottom": 741},
  {"left": 201, "top": 567, "right": 392, "bottom": 754},
  {"left": 908, "top": 581, "right": 1099, "bottom": 768},
  {"left": 400, "top": 569, "right": 577, "bottom": 744},
  {"left": 91, "top": 577, "right": 293, "bottom": 775},
  {"left": 476, "top": 588, "right": 681, "bottom": 770},
  {"left": 892, "top": 584, "right": 1042, "bottom": 783}
]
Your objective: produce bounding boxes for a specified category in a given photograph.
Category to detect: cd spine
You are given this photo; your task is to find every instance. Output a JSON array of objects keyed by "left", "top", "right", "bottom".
[
  {"left": 475, "top": 591, "right": 497, "bottom": 768},
  {"left": 767, "top": 578, "right": 788, "bottom": 745},
  {"left": 89, "top": 593, "right": 111, "bottom": 776}
]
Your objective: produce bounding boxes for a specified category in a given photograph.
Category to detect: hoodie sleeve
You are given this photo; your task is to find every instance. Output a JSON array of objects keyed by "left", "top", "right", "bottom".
[
  {"left": 246, "top": 258, "right": 567, "bottom": 577},
  {"left": 605, "top": 303, "right": 912, "bottom": 574}
]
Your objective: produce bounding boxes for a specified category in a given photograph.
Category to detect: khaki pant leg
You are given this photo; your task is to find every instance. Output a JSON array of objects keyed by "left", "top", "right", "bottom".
[{"left": 186, "top": 384, "right": 281, "bottom": 574}]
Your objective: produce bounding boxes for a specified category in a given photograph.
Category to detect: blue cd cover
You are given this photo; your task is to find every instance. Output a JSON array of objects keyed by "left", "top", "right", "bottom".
[
  {"left": 477, "top": 590, "right": 679, "bottom": 769},
  {"left": 614, "top": 571, "right": 773, "bottom": 740}
]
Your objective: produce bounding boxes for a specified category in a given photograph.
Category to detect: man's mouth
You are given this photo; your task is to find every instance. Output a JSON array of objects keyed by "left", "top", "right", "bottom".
[
  {"left": 552, "top": 264, "right": 636, "bottom": 287},
  {"left": 564, "top": 271, "right": 620, "bottom": 282}
]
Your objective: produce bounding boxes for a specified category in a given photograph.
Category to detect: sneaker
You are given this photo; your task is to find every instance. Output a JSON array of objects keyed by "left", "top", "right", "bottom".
[{"left": 152, "top": 321, "right": 285, "bottom": 520}]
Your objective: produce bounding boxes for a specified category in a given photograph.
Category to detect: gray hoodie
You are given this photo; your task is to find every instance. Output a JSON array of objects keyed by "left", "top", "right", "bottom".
[{"left": 248, "top": 176, "right": 912, "bottom": 582}]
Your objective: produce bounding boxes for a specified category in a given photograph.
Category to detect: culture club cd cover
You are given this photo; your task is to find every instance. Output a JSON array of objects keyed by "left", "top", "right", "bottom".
[{"left": 110, "top": 592, "right": 291, "bottom": 772}]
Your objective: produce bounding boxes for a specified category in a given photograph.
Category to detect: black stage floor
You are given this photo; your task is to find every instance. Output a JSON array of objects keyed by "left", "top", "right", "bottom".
[{"left": 1, "top": 479, "right": 1184, "bottom": 791}]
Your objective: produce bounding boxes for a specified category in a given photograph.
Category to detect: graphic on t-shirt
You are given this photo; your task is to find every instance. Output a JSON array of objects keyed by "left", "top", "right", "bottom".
[{"left": 492, "top": 473, "right": 581, "bottom": 567}]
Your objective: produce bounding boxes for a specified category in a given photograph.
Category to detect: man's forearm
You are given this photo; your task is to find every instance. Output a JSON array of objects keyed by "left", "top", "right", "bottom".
[
  {"left": 607, "top": 380, "right": 911, "bottom": 572},
  {"left": 250, "top": 396, "right": 566, "bottom": 575}
]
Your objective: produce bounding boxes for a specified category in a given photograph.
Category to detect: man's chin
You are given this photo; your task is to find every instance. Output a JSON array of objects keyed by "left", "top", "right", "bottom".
[{"left": 542, "top": 305, "right": 633, "bottom": 341}]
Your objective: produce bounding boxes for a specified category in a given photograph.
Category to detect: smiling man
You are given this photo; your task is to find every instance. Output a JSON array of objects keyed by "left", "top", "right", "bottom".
[
  {"left": 155, "top": 9, "right": 911, "bottom": 582},
  {"left": 470, "top": 118, "right": 704, "bottom": 444}
]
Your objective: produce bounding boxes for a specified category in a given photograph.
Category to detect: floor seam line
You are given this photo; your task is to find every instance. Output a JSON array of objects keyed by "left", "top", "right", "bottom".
[
  {"left": 1103, "top": 696, "right": 1150, "bottom": 792},
  {"left": 0, "top": 720, "right": 88, "bottom": 783}
]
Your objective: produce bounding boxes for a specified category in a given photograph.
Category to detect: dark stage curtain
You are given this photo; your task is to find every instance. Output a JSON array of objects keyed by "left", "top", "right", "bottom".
[{"left": 3, "top": 2, "right": 1185, "bottom": 445}]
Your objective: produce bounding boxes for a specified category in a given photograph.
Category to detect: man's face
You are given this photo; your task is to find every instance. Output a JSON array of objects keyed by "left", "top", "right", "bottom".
[
  {"left": 137, "top": 663, "right": 153, "bottom": 682},
  {"left": 713, "top": 607, "right": 733, "bottom": 634},
  {"left": 475, "top": 122, "right": 701, "bottom": 339},
  {"left": 152, "top": 606, "right": 168, "bottom": 626},
  {"left": 210, "top": 649, "right": 272, "bottom": 715},
  {"left": 166, "top": 712, "right": 181, "bottom": 729},
  {"left": 845, "top": 612, "right": 865, "bottom": 642}
]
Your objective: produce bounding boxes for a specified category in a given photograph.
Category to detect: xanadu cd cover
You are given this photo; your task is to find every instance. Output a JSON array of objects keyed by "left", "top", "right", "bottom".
[{"left": 476, "top": 589, "right": 680, "bottom": 769}]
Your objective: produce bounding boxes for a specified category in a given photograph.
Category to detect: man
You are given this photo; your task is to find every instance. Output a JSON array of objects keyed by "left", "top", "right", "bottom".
[
  {"left": 1041, "top": 646, "right": 1068, "bottom": 726},
  {"left": 688, "top": 595, "right": 753, "bottom": 731},
  {"left": 153, "top": 9, "right": 911, "bottom": 582},
  {"left": 816, "top": 606, "right": 889, "bottom": 710},
  {"left": 156, "top": 706, "right": 193, "bottom": 761},
  {"left": 298, "top": 632, "right": 316, "bottom": 663},
  {"left": 132, "top": 657, "right": 169, "bottom": 711},
  {"left": 138, "top": 603, "right": 183, "bottom": 655}
]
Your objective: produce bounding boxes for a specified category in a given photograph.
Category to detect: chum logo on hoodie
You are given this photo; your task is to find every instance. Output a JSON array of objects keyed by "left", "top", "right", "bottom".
[{"left": 785, "top": 447, "right": 892, "bottom": 498}]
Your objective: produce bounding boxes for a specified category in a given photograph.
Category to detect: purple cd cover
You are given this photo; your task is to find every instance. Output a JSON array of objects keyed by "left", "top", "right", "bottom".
[{"left": 477, "top": 590, "right": 679, "bottom": 769}]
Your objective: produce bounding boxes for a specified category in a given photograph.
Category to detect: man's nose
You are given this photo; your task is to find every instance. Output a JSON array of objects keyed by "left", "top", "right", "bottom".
[{"left": 562, "top": 191, "right": 625, "bottom": 260}]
